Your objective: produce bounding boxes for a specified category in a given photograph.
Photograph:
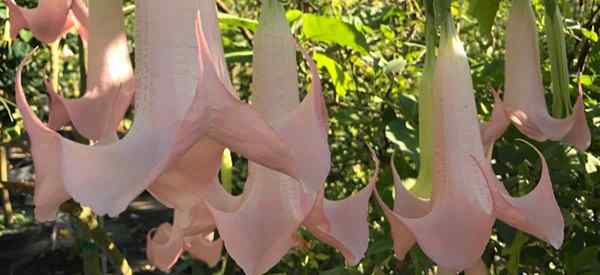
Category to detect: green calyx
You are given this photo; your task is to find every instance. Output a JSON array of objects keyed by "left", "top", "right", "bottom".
[
  {"left": 412, "top": 0, "right": 437, "bottom": 199},
  {"left": 543, "top": 0, "right": 572, "bottom": 117}
]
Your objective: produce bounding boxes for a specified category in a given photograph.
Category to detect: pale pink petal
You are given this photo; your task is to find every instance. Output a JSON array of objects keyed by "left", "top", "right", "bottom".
[
  {"left": 197, "top": 0, "right": 231, "bottom": 87},
  {"left": 146, "top": 223, "right": 185, "bottom": 272},
  {"left": 504, "top": 0, "right": 590, "bottom": 151},
  {"left": 474, "top": 141, "right": 564, "bottom": 249},
  {"left": 185, "top": 233, "right": 223, "bottom": 267},
  {"left": 4, "top": 0, "right": 75, "bottom": 43},
  {"left": 70, "top": 0, "right": 89, "bottom": 42},
  {"left": 373, "top": 158, "right": 428, "bottom": 260},
  {"left": 480, "top": 89, "right": 510, "bottom": 154},
  {"left": 438, "top": 259, "right": 488, "bottom": 275},
  {"left": 465, "top": 259, "right": 489, "bottom": 275},
  {"left": 14, "top": 56, "right": 67, "bottom": 222},
  {"left": 47, "top": 0, "right": 134, "bottom": 141},
  {"left": 305, "top": 183, "right": 374, "bottom": 265}
]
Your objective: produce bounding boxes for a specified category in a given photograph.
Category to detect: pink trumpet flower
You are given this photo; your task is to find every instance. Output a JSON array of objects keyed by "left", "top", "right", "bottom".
[
  {"left": 4, "top": 0, "right": 88, "bottom": 43},
  {"left": 15, "top": 0, "right": 298, "bottom": 226},
  {"left": 45, "top": 0, "right": 134, "bottom": 142},
  {"left": 488, "top": 0, "right": 591, "bottom": 151},
  {"left": 148, "top": 1, "right": 374, "bottom": 273},
  {"left": 206, "top": 0, "right": 375, "bottom": 268},
  {"left": 374, "top": 18, "right": 564, "bottom": 271}
]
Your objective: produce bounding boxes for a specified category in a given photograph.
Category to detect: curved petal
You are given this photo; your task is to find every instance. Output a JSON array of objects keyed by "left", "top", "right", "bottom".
[
  {"left": 373, "top": 159, "right": 428, "bottom": 260},
  {"left": 69, "top": 0, "right": 89, "bottom": 42},
  {"left": 185, "top": 233, "right": 223, "bottom": 267},
  {"left": 305, "top": 183, "right": 374, "bottom": 265},
  {"left": 4, "top": 0, "right": 75, "bottom": 43},
  {"left": 47, "top": 0, "right": 134, "bottom": 141},
  {"left": 207, "top": 163, "right": 305, "bottom": 275},
  {"left": 474, "top": 141, "right": 564, "bottom": 248},
  {"left": 480, "top": 89, "right": 510, "bottom": 155},
  {"left": 146, "top": 223, "right": 185, "bottom": 272},
  {"left": 14, "top": 55, "right": 68, "bottom": 222},
  {"left": 504, "top": 0, "right": 590, "bottom": 151}
]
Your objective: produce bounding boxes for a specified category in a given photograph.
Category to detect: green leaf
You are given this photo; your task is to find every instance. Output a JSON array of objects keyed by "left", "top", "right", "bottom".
[
  {"left": 302, "top": 14, "right": 368, "bottom": 54},
  {"left": 286, "top": 9, "right": 303, "bottom": 23},
  {"left": 581, "top": 27, "right": 599, "bottom": 42},
  {"left": 468, "top": 0, "right": 501, "bottom": 36},
  {"left": 218, "top": 13, "right": 258, "bottom": 32},
  {"left": 313, "top": 52, "right": 355, "bottom": 97}
]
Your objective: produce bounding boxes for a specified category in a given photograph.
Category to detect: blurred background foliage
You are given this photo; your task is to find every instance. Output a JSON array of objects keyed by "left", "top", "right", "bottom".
[{"left": 0, "top": 0, "right": 599, "bottom": 274}]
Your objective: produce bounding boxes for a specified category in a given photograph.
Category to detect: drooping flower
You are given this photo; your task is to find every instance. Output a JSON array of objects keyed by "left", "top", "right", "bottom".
[
  {"left": 15, "top": 0, "right": 298, "bottom": 226},
  {"left": 44, "top": 0, "right": 134, "bottom": 142},
  {"left": 4, "top": 0, "right": 88, "bottom": 43},
  {"left": 147, "top": 1, "right": 374, "bottom": 273},
  {"left": 488, "top": 0, "right": 591, "bottom": 151},
  {"left": 374, "top": 15, "right": 564, "bottom": 272}
]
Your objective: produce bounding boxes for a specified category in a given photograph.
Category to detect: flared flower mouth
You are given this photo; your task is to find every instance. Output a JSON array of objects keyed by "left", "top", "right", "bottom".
[{"left": 374, "top": 14, "right": 564, "bottom": 272}]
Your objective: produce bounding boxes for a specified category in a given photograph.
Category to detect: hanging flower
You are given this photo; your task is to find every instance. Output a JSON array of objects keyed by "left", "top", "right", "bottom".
[
  {"left": 487, "top": 0, "right": 591, "bottom": 151},
  {"left": 4, "top": 0, "right": 88, "bottom": 43},
  {"left": 147, "top": 1, "right": 374, "bottom": 273},
  {"left": 374, "top": 16, "right": 564, "bottom": 272},
  {"left": 14, "top": 0, "right": 298, "bottom": 227}
]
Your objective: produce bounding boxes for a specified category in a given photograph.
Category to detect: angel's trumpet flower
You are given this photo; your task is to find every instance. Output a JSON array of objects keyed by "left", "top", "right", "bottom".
[
  {"left": 499, "top": 0, "right": 590, "bottom": 151},
  {"left": 15, "top": 0, "right": 298, "bottom": 223},
  {"left": 45, "top": 0, "right": 134, "bottom": 142},
  {"left": 196, "top": 1, "right": 372, "bottom": 274},
  {"left": 374, "top": 17, "right": 564, "bottom": 271},
  {"left": 4, "top": 0, "right": 88, "bottom": 43}
]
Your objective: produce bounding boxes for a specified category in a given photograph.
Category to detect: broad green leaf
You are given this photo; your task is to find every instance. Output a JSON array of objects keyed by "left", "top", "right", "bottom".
[
  {"left": 302, "top": 14, "right": 368, "bottom": 54},
  {"left": 468, "top": 0, "right": 501, "bottom": 36},
  {"left": 313, "top": 52, "right": 355, "bottom": 97}
]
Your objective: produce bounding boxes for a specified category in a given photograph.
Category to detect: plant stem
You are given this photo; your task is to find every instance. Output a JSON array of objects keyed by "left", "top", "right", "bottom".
[{"left": 0, "top": 146, "right": 14, "bottom": 227}]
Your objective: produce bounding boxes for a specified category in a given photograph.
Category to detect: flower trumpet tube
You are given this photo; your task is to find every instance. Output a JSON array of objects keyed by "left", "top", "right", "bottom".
[
  {"left": 45, "top": 0, "right": 134, "bottom": 142},
  {"left": 201, "top": 1, "right": 373, "bottom": 274},
  {"left": 4, "top": 0, "right": 88, "bottom": 43},
  {"left": 15, "top": 0, "right": 298, "bottom": 222},
  {"left": 374, "top": 17, "right": 564, "bottom": 271},
  {"left": 503, "top": 0, "right": 590, "bottom": 151}
]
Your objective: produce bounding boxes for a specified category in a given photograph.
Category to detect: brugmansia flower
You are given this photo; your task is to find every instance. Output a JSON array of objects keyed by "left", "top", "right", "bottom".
[
  {"left": 374, "top": 16, "right": 564, "bottom": 272},
  {"left": 488, "top": 0, "right": 591, "bottom": 151},
  {"left": 15, "top": 0, "right": 298, "bottom": 228},
  {"left": 4, "top": 0, "right": 88, "bottom": 43},
  {"left": 45, "top": 0, "right": 134, "bottom": 142},
  {"left": 148, "top": 1, "right": 374, "bottom": 273}
]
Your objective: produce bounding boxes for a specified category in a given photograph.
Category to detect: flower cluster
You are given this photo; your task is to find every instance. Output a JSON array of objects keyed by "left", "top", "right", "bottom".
[{"left": 7, "top": 0, "right": 590, "bottom": 274}]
